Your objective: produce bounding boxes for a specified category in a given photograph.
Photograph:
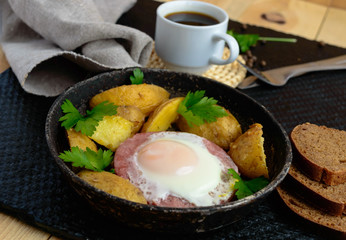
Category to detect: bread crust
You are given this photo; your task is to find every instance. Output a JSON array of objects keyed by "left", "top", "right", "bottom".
[
  {"left": 277, "top": 123, "right": 346, "bottom": 233},
  {"left": 286, "top": 164, "right": 345, "bottom": 216},
  {"left": 277, "top": 185, "right": 346, "bottom": 233},
  {"left": 290, "top": 123, "right": 346, "bottom": 186}
]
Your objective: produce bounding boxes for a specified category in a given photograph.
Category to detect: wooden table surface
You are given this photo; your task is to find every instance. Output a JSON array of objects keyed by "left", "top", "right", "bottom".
[{"left": 0, "top": 0, "right": 345, "bottom": 239}]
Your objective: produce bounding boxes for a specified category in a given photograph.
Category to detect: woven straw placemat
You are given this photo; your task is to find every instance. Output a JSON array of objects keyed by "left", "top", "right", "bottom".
[{"left": 146, "top": 46, "right": 247, "bottom": 88}]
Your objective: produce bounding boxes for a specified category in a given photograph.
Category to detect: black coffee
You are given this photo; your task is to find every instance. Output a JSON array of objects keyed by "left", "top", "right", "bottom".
[{"left": 165, "top": 11, "right": 219, "bottom": 26}]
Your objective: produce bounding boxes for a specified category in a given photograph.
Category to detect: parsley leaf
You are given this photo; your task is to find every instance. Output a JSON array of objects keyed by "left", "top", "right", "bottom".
[
  {"left": 74, "top": 117, "right": 99, "bottom": 137},
  {"left": 227, "top": 30, "right": 297, "bottom": 53},
  {"left": 130, "top": 68, "right": 144, "bottom": 84},
  {"left": 228, "top": 168, "right": 269, "bottom": 200},
  {"left": 59, "top": 147, "right": 113, "bottom": 172},
  {"left": 59, "top": 99, "right": 83, "bottom": 129},
  {"left": 246, "top": 176, "right": 270, "bottom": 193},
  {"left": 228, "top": 168, "right": 253, "bottom": 199},
  {"left": 177, "top": 90, "right": 228, "bottom": 127},
  {"left": 228, "top": 30, "right": 259, "bottom": 53},
  {"left": 59, "top": 99, "right": 118, "bottom": 136}
]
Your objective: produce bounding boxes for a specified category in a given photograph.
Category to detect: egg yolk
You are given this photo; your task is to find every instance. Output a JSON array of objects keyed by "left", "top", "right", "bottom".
[{"left": 137, "top": 140, "right": 198, "bottom": 176}]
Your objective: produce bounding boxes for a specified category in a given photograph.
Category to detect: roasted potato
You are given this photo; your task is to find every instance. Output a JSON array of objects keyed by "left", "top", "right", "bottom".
[
  {"left": 141, "top": 97, "right": 184, "bottom": 133},
  {"left": 77, "top": 170, "right": 147, "bottom": 204},
  {"left": 90, "top": 115, "right": 134, "bottom": 151},
  {"left": 89, "top": 84, "right": 170, "bottom": 116},
  {"left": 66, "top": 128, "right": 97, "bottom": 151},
  {"left": 116, "top": 105, "right": 145, "bottom": 134},
  {"left": 228, "top": 123, "right": 269, "bottom": 179},
  {"left": 176, "top": 108, "right": 242, "bottom": 150}
]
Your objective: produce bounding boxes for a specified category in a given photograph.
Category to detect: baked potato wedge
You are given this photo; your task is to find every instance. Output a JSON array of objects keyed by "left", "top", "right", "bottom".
[
  {"left": 77, "top": 170, "right": 147, "bottom": 204},
  {"left": 176, "top": 108, "right": 242, "bottom": 150},
  {"left": 116, "top": 105, "right": 145, "bottom": 134},
  {"left": 228, "top": 123, "right": 269, "bottom": 179},
  {"left": 89, "top": 84, "right": 170, "bottom": 116},
  {"left": 66, "top": 128, "right": 97, "bottom": 151},
  {"left": 141, "top": 97, "right": 184, "bottom": 133},
  {"left": 90, "top": 115, "right": 134, "bottom": 151}
]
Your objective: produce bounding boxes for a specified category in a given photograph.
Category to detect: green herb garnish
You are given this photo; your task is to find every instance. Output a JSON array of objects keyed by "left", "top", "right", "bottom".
[
  {"left": 59, "top": 147, "right": 113, "bottom": 172},
  {"left": 227, "top": 30, "right": 297, "bottom": 53},
  {"left": 177, "top": 90, "right": 228, "bottom": 127},
  {"left": 130, "top": 68, "right": 144, "bottom": 84},
  {"left": 59, "top": 99, "right": 118, "bottom": 136},
  {"left": 228, "top": 168, "right": 269, "bottom": 200}
]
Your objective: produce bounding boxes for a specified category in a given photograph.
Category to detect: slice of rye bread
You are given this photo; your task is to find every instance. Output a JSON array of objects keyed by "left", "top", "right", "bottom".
[
  {"left": 277, "top": 185, "right": 346, "bottom": 233},
  {"left": 287, "top": 164, "right": 346, "bottom": 216},
  {"left": 290, "top": 123, "right": 346, "bottom": 186}
]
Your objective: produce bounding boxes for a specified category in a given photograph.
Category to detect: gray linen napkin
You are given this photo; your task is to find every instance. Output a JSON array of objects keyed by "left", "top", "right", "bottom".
[{"left": 0, "top": 0, "right": 153, "bottom": 96}]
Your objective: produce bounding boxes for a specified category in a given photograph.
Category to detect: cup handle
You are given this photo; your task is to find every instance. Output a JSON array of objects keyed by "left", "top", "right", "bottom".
[{"left": 209, "top": 32, "right": 239, "bottom": 65}]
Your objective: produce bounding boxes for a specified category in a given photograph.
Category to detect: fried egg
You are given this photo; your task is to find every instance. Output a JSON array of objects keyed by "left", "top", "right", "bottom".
[{"left": 116, "top": 132, "right": 237, "bottom": 207}]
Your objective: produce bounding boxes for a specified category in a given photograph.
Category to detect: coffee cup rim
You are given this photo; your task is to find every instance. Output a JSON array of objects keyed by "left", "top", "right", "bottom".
[{"left": 156, "top": 1, "right": 229, "bottom": 29}]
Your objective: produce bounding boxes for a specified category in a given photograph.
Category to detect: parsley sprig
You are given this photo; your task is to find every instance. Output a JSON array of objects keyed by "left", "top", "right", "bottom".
[
  {"left": 227, "top": 30, "right": 297, "bottom": 53},
  {"left": 130, "top": 68, "right": 144, "bottom": 84},
  {"left": 177, "top": 90, "right": 228, "bottom": 127},
  {"left": 59, "top": 147, "right": 113, "bottom": 172},
  {"left": 228, "top": 169, "right": 269, "bottom": 200},
  {"left": 59, "top": 99, "right": 118, "bottom": 136}
]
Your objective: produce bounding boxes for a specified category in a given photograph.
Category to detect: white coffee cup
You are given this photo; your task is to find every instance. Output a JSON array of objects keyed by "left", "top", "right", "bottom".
[{"left": 155, "top": 1, "right": 239, "bottom": 74}]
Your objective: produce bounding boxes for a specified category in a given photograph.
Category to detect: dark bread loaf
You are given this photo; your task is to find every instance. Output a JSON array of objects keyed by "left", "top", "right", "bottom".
[
  {"left": 287, "top": 164, "right": 345, "bottom": 216},
  {"left": 276, "top": 123, "right": 346, "bottom": 232},
  {"left": 290, "top": 123, "right": 346, "bottom": 186},
  {"left": 277, "top": 185, "right": 346, "bottom": 233}
]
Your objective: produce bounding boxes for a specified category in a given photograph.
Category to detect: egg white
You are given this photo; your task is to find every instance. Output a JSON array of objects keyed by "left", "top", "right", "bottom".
[{"left": 132, "top": 132, "right": 234, "bottom": 207}]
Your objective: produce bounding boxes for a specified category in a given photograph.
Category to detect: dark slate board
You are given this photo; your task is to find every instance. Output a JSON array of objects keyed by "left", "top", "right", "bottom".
[{"left": 0, "top": 0, "right": 345, "bottom": 239}]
